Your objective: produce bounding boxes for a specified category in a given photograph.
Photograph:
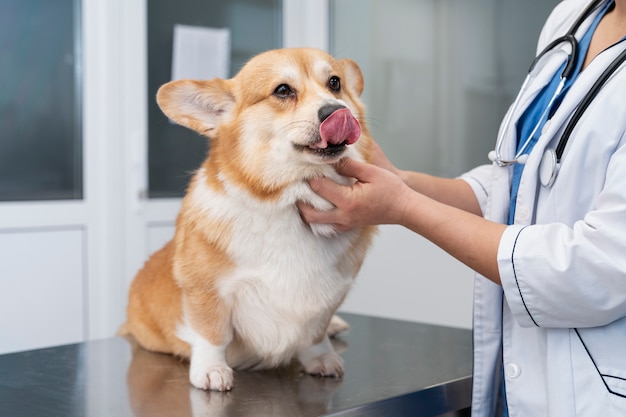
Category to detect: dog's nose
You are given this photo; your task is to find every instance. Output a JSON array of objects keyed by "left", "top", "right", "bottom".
[{"left": 318, "top": 104, "right": 346, "bottom": 123}]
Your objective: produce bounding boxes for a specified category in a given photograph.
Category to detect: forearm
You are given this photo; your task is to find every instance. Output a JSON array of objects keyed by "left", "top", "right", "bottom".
[
  {"left": 300, "top": 158, "right": 502, "bottom": 284},
  {"left": 371, "top": 141, "right": 482, "bottom": 216},
  {"left": 398, "top": 170, "right": 483, "bottom": 216},
  {"left": 398, "top": 189, "right": 505, "bottom": 284}
]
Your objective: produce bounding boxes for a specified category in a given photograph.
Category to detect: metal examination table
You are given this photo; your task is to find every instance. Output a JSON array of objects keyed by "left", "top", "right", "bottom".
[{"left": 0, "top": 313, "right": 472, "bottom": 416}]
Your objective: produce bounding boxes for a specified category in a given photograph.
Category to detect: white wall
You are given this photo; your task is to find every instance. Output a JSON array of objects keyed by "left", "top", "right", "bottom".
[
  {"left": 331, "top": 0, "right": 559, "bottom": 329},
  {"left": 340, "top": 226, "right": 474, "bottom": 329},
  {"left": 331, "top": 0, "right": 474, "bottom": 329}
]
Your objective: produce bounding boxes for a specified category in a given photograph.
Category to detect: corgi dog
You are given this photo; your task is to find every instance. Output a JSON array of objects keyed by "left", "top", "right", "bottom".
[{"left": 121, "top": 48, "right": 376, "bottom": 392}]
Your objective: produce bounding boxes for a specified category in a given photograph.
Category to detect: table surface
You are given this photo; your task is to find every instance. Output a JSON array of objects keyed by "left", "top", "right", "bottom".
[{"left": 0, "top": 313, "right": 472, "bottom": 417}]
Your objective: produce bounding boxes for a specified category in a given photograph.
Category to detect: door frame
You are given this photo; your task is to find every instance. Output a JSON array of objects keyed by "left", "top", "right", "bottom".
[{"left": 0, "top": 0, "right": 129, "bottom": 344}]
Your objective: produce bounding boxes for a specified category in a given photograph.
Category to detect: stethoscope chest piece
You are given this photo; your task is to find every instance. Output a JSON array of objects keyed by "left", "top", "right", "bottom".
[{"left": 539, "top": 148, "right": 559, "bottom": 187}]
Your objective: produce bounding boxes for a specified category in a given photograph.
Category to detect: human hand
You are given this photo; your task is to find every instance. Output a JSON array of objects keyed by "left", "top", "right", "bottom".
[{"left": 298, "top": 158, "right": 413, "bottom": 233}]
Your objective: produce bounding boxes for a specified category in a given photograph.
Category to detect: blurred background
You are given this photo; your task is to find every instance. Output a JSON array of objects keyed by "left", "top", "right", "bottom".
[{"left": 0, "top": 0, "right": 558, "bottom": 354}]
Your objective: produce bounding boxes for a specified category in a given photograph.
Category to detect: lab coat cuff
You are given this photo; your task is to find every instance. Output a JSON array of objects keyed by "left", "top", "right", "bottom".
[
  {"left": 459, "top": 165, "right": 491, "bottom": 215},
  {"left": 498, "top": 225, "right": 539, "bottom": 328}
]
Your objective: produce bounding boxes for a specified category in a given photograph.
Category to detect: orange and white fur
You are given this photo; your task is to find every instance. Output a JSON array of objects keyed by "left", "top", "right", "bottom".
[{"left": 121, "top": 48, "right": 375, "bottom": 391}]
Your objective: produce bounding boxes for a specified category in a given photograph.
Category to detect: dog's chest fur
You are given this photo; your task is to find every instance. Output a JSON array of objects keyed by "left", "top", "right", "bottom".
[{"left": 181, "top": 168, "right": 359, "bottom": 365}]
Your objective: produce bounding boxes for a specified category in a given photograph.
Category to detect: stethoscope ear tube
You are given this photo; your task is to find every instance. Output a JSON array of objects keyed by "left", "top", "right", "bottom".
[
  {"left": 561, "top": 35, "right": 580, "bottom": 80},
  {"left": 530, "top": 34, "right": 579, "bottom": 79},
  {"left": 541, "top": 46, "right": 626, "bottom": 188},
  {"left": 556, "top": 47, "right": 626, "bottom": 162}
]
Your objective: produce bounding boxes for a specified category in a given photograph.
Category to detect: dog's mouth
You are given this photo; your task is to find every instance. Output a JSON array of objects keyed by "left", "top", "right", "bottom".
[
  {"left": 297, "top": 140, "right": 349, "bottom": 158},
  {"left": 296, "top": 108, "right": 361, "bottom": 159}
]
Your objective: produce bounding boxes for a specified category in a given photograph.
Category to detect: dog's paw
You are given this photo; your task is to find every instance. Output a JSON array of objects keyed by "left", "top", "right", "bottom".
[
  {"left": 303, "top": 351, "right": 345, "bottom": 378},
  {"left": 189, "top": 364, "right": 234, "bottom": 391},
  {"left": 326, "top": 315, "right": 350, "bottom": 337}
]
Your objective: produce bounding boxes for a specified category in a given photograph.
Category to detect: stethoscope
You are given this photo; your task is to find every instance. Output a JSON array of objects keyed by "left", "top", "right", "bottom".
[{"left": 488, "top": 0, "right": 626, "bottom": 187}]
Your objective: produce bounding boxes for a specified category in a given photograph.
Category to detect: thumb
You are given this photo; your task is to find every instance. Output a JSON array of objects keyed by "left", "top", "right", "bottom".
[{"left": 334, "top": 158, "right": 377, "bottom": 183}]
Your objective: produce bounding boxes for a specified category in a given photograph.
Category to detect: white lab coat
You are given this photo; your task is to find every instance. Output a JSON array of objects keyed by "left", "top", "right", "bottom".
[{"left": 461, "top": 0, "right": 626, "bottom": 415}]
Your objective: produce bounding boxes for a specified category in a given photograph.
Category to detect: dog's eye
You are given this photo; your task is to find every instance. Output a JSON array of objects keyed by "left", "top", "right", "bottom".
[
  {"left": 328, "top": 76, "right": 341, "bottom": 92},
  {"left": 273, "top": 84, "right": 295, "bottom": 99}
]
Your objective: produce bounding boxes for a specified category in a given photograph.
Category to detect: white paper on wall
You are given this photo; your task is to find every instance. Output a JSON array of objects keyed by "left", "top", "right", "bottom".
[{"left": 171, "top": 24, "right": 231, "bottom": 81}]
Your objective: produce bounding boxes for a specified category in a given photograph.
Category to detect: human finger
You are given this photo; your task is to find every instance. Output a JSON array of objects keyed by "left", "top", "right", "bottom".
[
  {"left": 333, "top": 158, "right": 379, "bottom": 183},
  {"left": 307, "top": 176, "right": 351, "bottom": 207},
  {"left": 296, "top": 198, "right": 342, "bottom": 227},
  {"left": 296, "top": 200, "right": 321, "bottom": 223}
]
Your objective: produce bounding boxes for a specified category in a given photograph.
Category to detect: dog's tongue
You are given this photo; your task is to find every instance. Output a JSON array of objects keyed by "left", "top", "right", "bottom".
[{"left": 318, "top": 108, "right": 361, "bottom": 148}]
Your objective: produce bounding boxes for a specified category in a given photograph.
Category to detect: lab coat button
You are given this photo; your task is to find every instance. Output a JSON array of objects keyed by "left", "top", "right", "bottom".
[{"left": 505, "top": 363, "right": 522, "bottom": 378}]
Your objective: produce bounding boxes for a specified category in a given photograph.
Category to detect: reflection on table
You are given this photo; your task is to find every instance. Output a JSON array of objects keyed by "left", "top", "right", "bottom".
[{"left": 0, "top": 313, "right": 472, "bottom": 417}]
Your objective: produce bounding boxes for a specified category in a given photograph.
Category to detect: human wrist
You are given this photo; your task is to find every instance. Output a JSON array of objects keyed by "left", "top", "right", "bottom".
[
  {"left": 393, "top": 184, "right": 422, "bottom": 228},
  {"left": 396, "top": 168, "right": 411, "bottom": 185}
]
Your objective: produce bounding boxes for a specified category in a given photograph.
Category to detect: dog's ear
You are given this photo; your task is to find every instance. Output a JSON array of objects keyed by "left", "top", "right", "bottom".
[
  {"left": 156, "top": 79, "right": 235, "bottom": 136},
  {"left": 338, "top": 59, "right": 364, "bottom": 97}
]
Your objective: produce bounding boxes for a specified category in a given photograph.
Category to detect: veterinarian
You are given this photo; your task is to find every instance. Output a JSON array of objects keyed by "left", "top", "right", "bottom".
[{"left": 298, "top": 0, "right": 626, "bottom": 415}]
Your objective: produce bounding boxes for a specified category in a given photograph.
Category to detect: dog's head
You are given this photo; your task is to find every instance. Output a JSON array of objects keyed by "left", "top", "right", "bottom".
[{"left": 157, "top": 48, "right": 371, "bottom": 196}]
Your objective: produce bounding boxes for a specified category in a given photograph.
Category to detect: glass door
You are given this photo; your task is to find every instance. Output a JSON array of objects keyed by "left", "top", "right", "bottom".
[
  {"left": 0, "top": 1, "right": 82, "bottom": 202},
  {"left": 0, "top": 0, "right": 86, "bottom": 353},
  {"left": 147, "top": 0, "right": 284, "bottom": 199}
]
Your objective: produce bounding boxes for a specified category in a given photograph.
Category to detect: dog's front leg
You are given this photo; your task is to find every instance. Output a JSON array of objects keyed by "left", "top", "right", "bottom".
[
  {"left": 179, "top": 290, "right": 234, "bottom": 391},
  {"left": 298, "top": 334, "right": 344, "bottom": 378}
]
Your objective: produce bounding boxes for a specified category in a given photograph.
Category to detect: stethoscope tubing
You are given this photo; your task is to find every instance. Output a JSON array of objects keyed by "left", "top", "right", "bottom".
[
  {"left": 490, "top": 46, "right": 572, "bottom": 168},
  {"left": 490, "top": 0, "right": 625, "bottom": 185},
  {"left": 529, "top": 34, "right": 579, "bottom": 79},
  {"left": 556, "top": 45, "right": 626, "bottom": 161}
]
